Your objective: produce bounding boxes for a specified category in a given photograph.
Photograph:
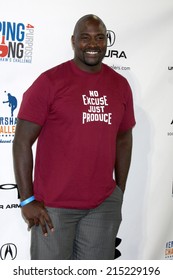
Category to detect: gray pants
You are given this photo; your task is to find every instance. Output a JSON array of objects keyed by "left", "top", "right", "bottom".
[{"left": 31, "top": 186, "right": 123, "bottom": 260}]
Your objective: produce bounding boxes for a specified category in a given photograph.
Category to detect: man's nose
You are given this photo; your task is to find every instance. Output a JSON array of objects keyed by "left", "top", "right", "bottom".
[{"left": 88, "top": 37, "right": 98, "bottom": 47}]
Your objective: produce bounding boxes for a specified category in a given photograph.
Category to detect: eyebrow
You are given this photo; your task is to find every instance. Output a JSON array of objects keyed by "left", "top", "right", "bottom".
[{"left": 80, "top": 32, "right": 106, "bottom": 36}]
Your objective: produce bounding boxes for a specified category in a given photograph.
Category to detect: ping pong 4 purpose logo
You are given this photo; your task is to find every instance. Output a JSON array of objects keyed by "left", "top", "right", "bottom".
[{"left": 0, "top": 21, "right": 34, "bottom": 63}]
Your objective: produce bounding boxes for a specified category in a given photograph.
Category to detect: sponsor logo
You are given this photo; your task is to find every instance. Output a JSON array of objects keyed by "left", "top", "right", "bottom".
[
  {"left": 107, "top": 30, "right": 116, "bottom": 47},
  {"left": 0, "top": 183, "right": 20, "bottom": 210},
  {"left": 0, "top": 183, "right": 20, "bottom": 198},
  {"left": 0, "top": 203, "right": 20, "bottom": 210},
  {"left": 106, "top": 30, "right": 130, "bottom": 71},
  {"left": 0, "top": 243, "right": 17, "bottom": 260},
  {"left": 105, "top": 29, "right": 127, "bottom": 59},
  {"left": 165, "top": 241, "right": 173, "bottom": 259},
  {"left": 167, "top": 119, "right": 173, "bottom": 136},
  {"left": 114, "top": 237, "right": 122, "bottom": 259},
  {"left": 0, "top": 21, "right": 34, "bottom": 63},
  {"left": 0, "top": 90, "right": 18, "bottom": 143}
]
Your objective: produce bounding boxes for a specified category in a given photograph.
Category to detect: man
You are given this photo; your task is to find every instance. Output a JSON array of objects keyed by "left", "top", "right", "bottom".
[{"left": 13, "top": 14, "right": 135, "bottom": 260}]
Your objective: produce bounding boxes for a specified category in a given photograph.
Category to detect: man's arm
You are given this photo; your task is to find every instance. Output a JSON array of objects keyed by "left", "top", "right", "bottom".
[
  {"left": 115, "top": 129, "right": 133, "bottom": 193},
  {"left": 13, "top": 119, "right": 54, "bottom": 236}
]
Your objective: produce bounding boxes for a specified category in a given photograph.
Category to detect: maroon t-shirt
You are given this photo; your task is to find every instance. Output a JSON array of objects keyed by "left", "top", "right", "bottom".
[{"left": 18, "top": 60, "right": 135, "bottom": 209}]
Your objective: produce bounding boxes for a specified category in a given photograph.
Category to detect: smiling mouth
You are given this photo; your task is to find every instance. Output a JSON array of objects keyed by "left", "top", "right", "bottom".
[{"left": 85, "top": 51, "right": 99, "bottom": 55}]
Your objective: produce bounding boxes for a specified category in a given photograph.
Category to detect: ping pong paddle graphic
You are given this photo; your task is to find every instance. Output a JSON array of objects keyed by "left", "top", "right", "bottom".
[{"left": 0, "top": 35, "right": 8, "bottom": 57}]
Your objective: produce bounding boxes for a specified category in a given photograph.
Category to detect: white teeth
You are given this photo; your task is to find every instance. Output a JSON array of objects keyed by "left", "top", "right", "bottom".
[{"left": 86, "top": 51, "right": 98, "bottom": 54}]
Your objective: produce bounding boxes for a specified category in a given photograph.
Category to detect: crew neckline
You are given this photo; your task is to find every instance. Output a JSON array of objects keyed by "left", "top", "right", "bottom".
[{"left": 70, "top": 59, "right": 104, "bottom": 76}]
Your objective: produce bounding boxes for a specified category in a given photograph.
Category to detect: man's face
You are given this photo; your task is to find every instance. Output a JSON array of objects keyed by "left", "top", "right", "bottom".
[{"left": 72, "top": 18, "right": 107, "bottom": 72}]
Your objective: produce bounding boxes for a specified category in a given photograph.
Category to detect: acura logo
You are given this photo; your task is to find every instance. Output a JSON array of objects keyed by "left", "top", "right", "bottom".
[
  {"left": 107, "top": 30, "right": 116, "bottom": 47},
  {"left": 0, "top": 243, "right": 17, "bottom": 260},
  {"left": 0, "top": 183, "right": 20, "bottom": 198}
]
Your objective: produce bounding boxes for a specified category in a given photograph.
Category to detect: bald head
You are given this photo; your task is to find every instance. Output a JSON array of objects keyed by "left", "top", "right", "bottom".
[{"left": 73, "top": 14, "right": 107, "bottom": 36}]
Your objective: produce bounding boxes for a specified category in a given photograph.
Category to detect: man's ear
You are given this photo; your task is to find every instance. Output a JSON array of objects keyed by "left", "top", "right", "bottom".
[{"left": 71, "top": 35, "right": 75, "bottom": 50}]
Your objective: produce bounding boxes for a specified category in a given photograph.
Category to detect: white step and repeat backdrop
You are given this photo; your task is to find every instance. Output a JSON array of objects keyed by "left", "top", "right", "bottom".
[{"left": 0, "top": 0, "right": 173, "bottom": 260}]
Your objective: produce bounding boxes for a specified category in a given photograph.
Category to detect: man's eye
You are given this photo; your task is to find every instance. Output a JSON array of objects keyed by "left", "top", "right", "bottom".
[
  {"left": 97, "top": 35, "right": 105, "bottom": 40},
  {"left": 81, "top": 36, "right": 89, "bottom": 40}
]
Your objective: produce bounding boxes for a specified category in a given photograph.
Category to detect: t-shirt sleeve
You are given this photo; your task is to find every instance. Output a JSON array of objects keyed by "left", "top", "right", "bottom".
[
  {"left": 118, "top": 79, "right": 136, "bottom": 132},
  {"left": 18, "top": 73, "right": 52, "bottom": 126}
]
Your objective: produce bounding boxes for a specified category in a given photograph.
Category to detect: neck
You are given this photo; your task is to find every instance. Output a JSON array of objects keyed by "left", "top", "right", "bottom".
[{"left": 73, "top": 58, "right": 102, "bottom": 73}]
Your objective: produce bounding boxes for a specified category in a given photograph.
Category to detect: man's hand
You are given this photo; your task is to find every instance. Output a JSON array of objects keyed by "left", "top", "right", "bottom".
[{"left": 21, "top": 200, "right": 54, "bottom": 236}]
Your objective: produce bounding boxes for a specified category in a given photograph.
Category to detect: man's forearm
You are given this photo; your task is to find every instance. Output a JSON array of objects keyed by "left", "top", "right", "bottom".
[
  {"left": 13, "top": 140, "right": 34, "bottom": 201},
  {"left": 13, "top": 119, "right": 42, "bottom": 201}
]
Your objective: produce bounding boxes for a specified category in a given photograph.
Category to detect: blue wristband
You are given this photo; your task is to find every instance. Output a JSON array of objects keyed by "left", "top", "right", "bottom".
[{"left": 20, "top": 195, "right": 35, "bottom": 207}]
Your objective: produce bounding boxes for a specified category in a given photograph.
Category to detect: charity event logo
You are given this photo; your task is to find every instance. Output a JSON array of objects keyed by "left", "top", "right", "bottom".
[
  {"left": 0, "top": 91, "right": 17, "bottom": 143},
  {"left": 3, "top": 92, "right": 17, "bottom": 117},
  {"left": 0, "top": 21, "right": 34, "bottom": 63},
  {"left": 82, "top": 90, "right": 112, "bottom": 125}
]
